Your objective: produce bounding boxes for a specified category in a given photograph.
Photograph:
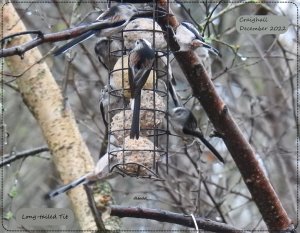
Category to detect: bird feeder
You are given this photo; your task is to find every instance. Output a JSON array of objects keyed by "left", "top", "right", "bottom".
[{"left": 106, "top": 0, "right": 170, "bottom": 179}]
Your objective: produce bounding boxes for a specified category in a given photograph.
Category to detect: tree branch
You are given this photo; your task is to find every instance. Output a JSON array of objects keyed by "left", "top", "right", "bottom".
[
  {"left": 110, "top": 205, "right": 248, "bottom": 232},
  {"left": 1, "top": 20, "right": 112, "bottom": 58},
  {"left": 0, "top": 7, "right": 165, "bottom": 58},
  {"left": 1, "top": 146, "right": 49, "bottom": 167}
]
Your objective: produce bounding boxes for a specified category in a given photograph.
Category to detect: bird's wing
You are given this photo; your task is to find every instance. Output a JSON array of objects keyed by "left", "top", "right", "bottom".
[
  {"left": 128, "top": 51, "right": 140, "bottom": 98},
  {"left": 129, "top": 48, "right": 154, "bottom": 97},
  {"left": 134, "top": 55, "right": 154, "bottom": 92},
  {"left": 99, "top": 13, "right": 124, "bottom": 25},
  {"left": 134, "top": 68, "right": 152, "bottom": 92},
  {"left": 185, "top": 111, "right": 198, "bottom": 131},
  {"left": 100, "top": 100, "right": 108, "bottom": 129},
  {"left": 181, "top": 22, "right": 221, "bottom": 57},
  {"left": 98, "top": 5, "right": 119, "bottom": 21},
  {"left": 98, "top": 5, "right": 128, "bottom": 24},
  {"left": 129, "top": 50, "right": 140, "bottom": 76},
  {"left": 182, "top": 21, "right": 204, "bottom": 42},
  {"left": 128, "top": 65, "right": 135, "bottom": 98},
  {"left": 201, "top": 43, "right": 221, "bottom": 57}
]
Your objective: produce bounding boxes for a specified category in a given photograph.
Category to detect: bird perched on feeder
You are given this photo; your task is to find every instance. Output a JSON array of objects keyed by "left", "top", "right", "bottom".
[
  {"left": 123, "top": 18, "right": 167, "bottom": 50},
  {"left": 94, "top": 37, "right": 123, "bottom": 70},
  {"left": 169, "top": 106, "right": 224, "bottom": 164},
  {"left": 110, "top": 55, "right": 155, "bottom": 99},
  {"left": 128, "top": 39, "right": 155, "bottom": 139},
  {"left": 54, "top": 3, "right": 137, "bottom": 56},
  {"left": 174, "top": 21, "right": 221, "bottom": 57}
]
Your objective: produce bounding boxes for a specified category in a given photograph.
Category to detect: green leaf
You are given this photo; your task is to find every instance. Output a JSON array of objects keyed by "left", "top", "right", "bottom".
[
  {"left": 8, "top": 186, "right": 18, "bottom": 198},
  {"left": 4, "top": 211, "right": 14, "bottom": 220}
]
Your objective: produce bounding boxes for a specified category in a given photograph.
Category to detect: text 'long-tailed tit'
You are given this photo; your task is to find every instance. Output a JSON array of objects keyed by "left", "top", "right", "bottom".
[
  {"left": 54, "top": 4, "right": 137, "bottom": 56},
  {"left": 129, "top": 39, "right": 155, "bottom": 139},
  {"left": 170, "top": 107, "right": 224, "bottom": 164},
  {"left": 174, "top": 21, "right": 221, "bottom": 57}
]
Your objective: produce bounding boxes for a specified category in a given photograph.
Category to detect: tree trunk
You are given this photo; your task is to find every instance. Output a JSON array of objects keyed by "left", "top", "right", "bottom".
[{"left": 2, "top": 2, "right": 98, "bottom": 230}]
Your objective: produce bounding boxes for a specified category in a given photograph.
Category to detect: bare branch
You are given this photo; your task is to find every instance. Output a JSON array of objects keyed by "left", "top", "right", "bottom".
[
  {"left": 1, "top": 9, "right": 166, "bottom": 58},
  {"left": 1, "top": 21, "right": 112, "bottom": 58},
  {"left": 1, "top": 146, "right": 49, "bottom": 167},
  {"left": 110, "top": 205, "right": 248, "bottom": 232}
]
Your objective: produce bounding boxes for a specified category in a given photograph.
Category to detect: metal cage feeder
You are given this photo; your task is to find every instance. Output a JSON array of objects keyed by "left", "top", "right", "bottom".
[{"left": 106, "top": 0, "right": 171, "bottom": 179}]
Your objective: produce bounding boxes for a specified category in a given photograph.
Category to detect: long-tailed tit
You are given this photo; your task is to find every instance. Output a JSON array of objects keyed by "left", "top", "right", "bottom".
[
  {"left": 158, "top": 54, "right": 181, "bottom": 107},
  {"left": 47, "top": 153, "right": 117, "bottom": 199},
  {"left": 128, "top": 39, "right": 155, "bottom": 139},
  {"left": 54, "top": 4, "right": 137, "bottom": 56},
  {"left": 169, "top": 107, "right": 224, "bottom": 164},
  {"left": 174, "top": 21, "right": 221, "bottom": 57},
  {"left": 110, "top": 55, "right": 155, "bottom": 99},
  {"left": 94, "top": 37, "right": 123, "bottom": 70},
  {"left": 99, "top": 84, "right": 126, "bottom": 130},
  {"left": 124, "top": 18, "right": 167, "bottom": 50}
]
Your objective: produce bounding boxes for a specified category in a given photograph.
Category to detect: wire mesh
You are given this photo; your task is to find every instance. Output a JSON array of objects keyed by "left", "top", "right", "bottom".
[{"left": 106, "top": 0, "right": 170, "bottom": 179}]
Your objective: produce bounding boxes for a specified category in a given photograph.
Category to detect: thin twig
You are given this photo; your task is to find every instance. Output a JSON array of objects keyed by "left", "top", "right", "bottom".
[
  {"left": 3, "top": 46, "right": 56, "bottom": 82},
  {"left": 1, "top": 146, "right": 49, "bottom": 167},
  {"left": 202, "top": 179, "right": 226, "bottom": 223},
  {"left": 202, "top": 1, "right": 223, "bottom": 37}
]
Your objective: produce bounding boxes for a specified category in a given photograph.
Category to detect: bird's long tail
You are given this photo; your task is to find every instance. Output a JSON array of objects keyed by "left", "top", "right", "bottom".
[
  {"left": 190, "top": 130, "right": 224, "bottom": 164},
  {"left": 130, "top": 93, "right": 141, "bottom": 139},
  {"left": 46, "top": 174, "right": 89, "bottom": 199},
  {"left": 53, "top": 30, "right": 96, "bottom": 56},
  {"left": 202, "top": 42, "right": 221, "bottom": 57}
]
